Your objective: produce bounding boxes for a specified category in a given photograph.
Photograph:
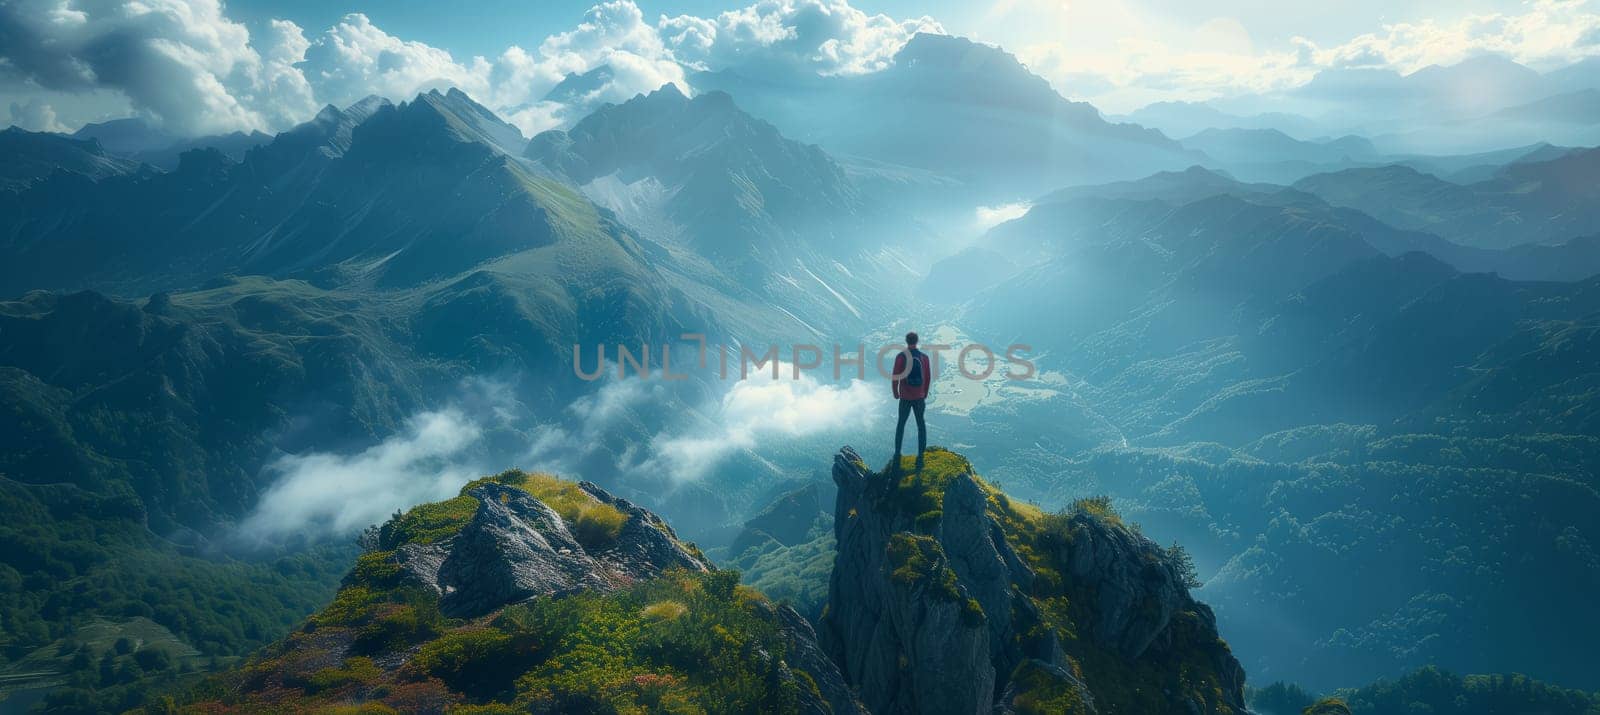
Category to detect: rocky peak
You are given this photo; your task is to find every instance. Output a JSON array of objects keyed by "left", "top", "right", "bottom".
[
  {"left": 340, "top": 88, "right": 526, "bottom": 162},
  {"left": 820, "top": 446, "right": 1248, "bottom": 714},
  {"left": 191, "top": 468, "right": 866, "bottom": 713},
  {"left": 387, "top": 478, "right": 708, "bottom": 618},
  {"left": 544, "top": 64, "right": 616, "bottom": 105},
  {"left": 263, "top": 95, "right": 393, "bottom": 162},
  {"left": 884, "top": 33, "right": 1120, "bottom": 133}
]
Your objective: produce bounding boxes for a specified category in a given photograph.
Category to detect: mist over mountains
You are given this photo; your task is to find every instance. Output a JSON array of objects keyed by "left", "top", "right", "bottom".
[{"left": 3, "top": 8, "right": 1600, "bottom": 714}]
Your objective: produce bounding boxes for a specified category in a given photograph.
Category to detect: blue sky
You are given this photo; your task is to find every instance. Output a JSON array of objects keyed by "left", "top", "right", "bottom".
[{"left": 4, "top": 0, "right": 1598, "bottom": 134}]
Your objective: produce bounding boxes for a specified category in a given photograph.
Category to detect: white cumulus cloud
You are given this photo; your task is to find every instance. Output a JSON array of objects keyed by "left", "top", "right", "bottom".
[
  {"left": 299, "top": 13, "right": 494, "bottom": 113},
  {"left": 7, "top": 98, "right": 66, "bottom": 132},
  {"left": 0, "top": 0, "right": 944, "bottom": 136},
  {"left": 989, "top": 0, "right": 1600, "bottom": 112},
  {"left": 664, "top": 0, "right": 942, "bottom": 75},
  {"left": 0, "top": 0, "right": 320, "bottom": 134}
]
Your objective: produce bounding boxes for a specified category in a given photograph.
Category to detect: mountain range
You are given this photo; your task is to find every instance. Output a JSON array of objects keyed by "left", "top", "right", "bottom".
[
  {"left": 1126, "top": 54, "right": 1600, "bottom": 157},
  {"left": 3, "top": 25, "right": 1600, "bottom": 715},
  {"left": 916, "top": 161, "right": 1600, "bottom": 688},
  {"left": 1293, "top": 148, "right": 1600, "bottom": 249},
  {"left": 695, "top": 33, "right": 1199, "bottom": 203},
  {"left": 71, "top": 118, "right": 273, "bottom": 170}
]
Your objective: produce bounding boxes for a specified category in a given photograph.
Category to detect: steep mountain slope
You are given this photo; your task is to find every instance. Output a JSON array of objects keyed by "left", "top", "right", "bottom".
[
  {"left": 527, "top": 85, "right": 913, "bottom": 336},
  {"left": 0, "top": 90, "right": 594, "bottom": 294},
  {"left": 527, "top": 85, "right": 859, "bottom": 269},
  {"left": 822, "top": 447, "right": 1246, "bottom": 714},
  {"left": 723, "top": 483, "right": 836, "bottom": 620},
  {"left": 178, "top": 469, "right": 864, "bottom": 714},
  {"left": 694, "top": 33, "right": 1197, "bottom": 199}
]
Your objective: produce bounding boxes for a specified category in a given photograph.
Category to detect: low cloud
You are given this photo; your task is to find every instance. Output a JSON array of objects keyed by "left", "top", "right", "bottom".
[
  {"left": 238, "top": 365, "right": 878, "bottom": 540},
  {"left": 640, "top": 368, "right": 881, "bottom": 482},
  {"left": 7, "top": 98, "right": 65, "bottom": 132},
  {"left": 240, "top": 409, "right": 486, "bottom": 540},
  {"left": 524, "top": 365, "right": 882, "bottom": 484}
]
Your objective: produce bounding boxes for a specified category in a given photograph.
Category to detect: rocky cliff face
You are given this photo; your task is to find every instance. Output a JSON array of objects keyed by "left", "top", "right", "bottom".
[
  {"left": 393, "top": 480, "right": 708, "bottom": 617},
  {"left": 180, "top": 450, "right": 1246, "bottom": 714},
  {"left": 820, "top": 447, "right": 1247, "bottom": 715},
  {"left": 187, "top": 469, "right": 865, "bottom": 714}
]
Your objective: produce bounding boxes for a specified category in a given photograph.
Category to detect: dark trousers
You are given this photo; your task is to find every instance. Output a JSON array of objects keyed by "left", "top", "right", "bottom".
[{"left": 895, "top": 398, "right": 926, "bottom": 456}]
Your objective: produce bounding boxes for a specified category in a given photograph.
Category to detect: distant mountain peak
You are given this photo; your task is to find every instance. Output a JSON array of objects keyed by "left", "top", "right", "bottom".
[
  {"left": 0, "top": 126, "right": 141, "bottom": 189},
  {"left": 528, "top": 83, "right": 782, "bottom": 183},
  {"left": 544, "top": 64, "right": 616, "bottom": 104},
  {"left": 888, "top": 32, "right": 1061, "bottom": 106},
  {"left": 642, "top": 81, "right": 690, "bottom": 104},
  {"left": 1409, "top": 52, "right": 1535, "bottom": 77},
  {"left": 895, "top": 32, "right": 987, "bottom": 61},
  {"left": 525, "top": 83, "right": 863, "bottom": 278},
  {"left": 346, "top": 94, "right": 390, "bottom": 116},
  {"left": 395, "top": 87, "right": 528, "bottom": 154},
  {"left": 71, "top": 116, "right": 176, "bottom": 154},
  {"left": 311, "top": 103, "right": 342, "bottom": 123}
]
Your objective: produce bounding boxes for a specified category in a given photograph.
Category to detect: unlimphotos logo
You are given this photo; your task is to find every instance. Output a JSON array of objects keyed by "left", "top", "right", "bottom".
[{"left": 573, "top": 334, "right": 1035, "bottom": 382}]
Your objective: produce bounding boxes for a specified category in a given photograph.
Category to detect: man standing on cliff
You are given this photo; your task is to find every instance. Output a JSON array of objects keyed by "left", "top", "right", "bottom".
[{"left": 892, "top": 331, "right": 932, "bottom": 469}]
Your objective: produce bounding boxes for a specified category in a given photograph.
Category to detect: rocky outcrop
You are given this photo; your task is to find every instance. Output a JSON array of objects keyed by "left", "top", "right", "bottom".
[
  {"left": 578, "top": 480, "right": 709, "bottom": 580},
  {"left": 392, "top": 481, "right": 705, "bottom": 617},
  {"left": 1303, "top": 700, "right": 1353, "bottom": 715},
  {"left": 774, "top": 603, "right": 871, "bottom": 715},
  {"left": 376, "top": 476, "right": 862, "bottom": 713},
  {"left": 821, "top": 447, "right": 1027, "bottom": 714},
  {"left": 820, "top": 446, "right": 1249, "bottom": 715},
  {"left": 184, "top": 467, "right": 875, "bottom": 713}
]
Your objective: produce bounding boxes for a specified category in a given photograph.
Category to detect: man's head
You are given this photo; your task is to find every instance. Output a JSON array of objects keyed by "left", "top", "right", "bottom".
[{"left": 905, "top": 331, "right": 919, "bottom": 347}]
